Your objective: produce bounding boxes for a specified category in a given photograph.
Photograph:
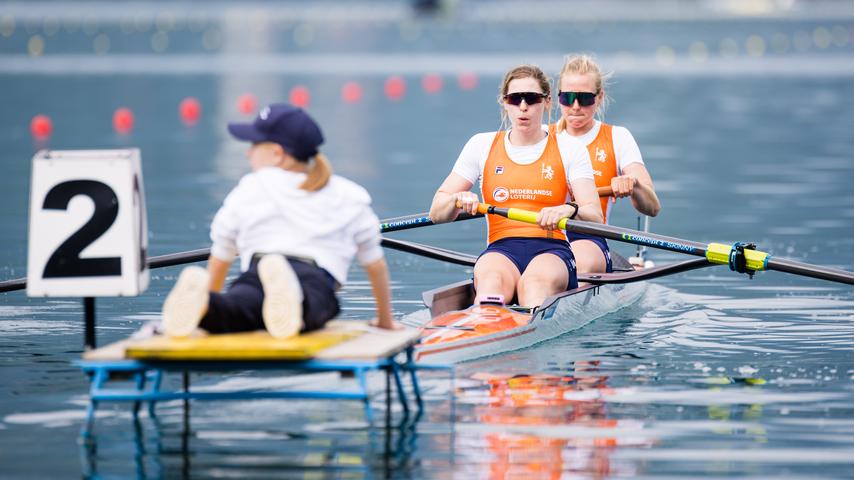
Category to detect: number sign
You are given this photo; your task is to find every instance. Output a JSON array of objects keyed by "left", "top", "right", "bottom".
[{"left": 27, "top": 149, "right": 149, "bottom": 297}]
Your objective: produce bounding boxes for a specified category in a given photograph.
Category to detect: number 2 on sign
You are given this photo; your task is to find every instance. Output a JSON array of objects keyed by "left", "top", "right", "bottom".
[{"left": 41, "top": 180, "right": 122, "bottom": 278}]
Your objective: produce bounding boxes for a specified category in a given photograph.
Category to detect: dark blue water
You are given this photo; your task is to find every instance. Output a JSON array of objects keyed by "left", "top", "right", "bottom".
[{"left": 2, "top": 2, "right": 854, "bottom": 478}]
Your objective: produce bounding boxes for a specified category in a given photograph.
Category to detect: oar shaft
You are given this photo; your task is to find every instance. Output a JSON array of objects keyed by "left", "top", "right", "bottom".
[
  {"left": 478, "top": 203, "right": 854, "bottom": 285},
  {"left": 380, "top": 212, "right": 482, "bottom": 233},
  {"left": 479, "top": 204, "right": 709, "bottom": 254},
  {"left": 767, "top": 257, "right": 854, "bottom": 285}
]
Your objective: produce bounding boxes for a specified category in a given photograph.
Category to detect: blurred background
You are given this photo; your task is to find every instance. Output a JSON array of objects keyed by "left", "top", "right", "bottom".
[{"left": 2, "top": 0, "right": 854, "bottom": 477}]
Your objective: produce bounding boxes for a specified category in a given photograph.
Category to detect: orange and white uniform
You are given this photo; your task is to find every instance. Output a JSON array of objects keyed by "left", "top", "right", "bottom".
[
  {"left": 452, "top": 126, "right": 594, "bottom": 244},
  {"left": 558, "top": 120, "right": 644, "bottom": 223}
]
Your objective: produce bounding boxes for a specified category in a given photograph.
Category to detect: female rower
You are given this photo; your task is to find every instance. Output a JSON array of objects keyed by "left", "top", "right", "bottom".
[
  {"left": 556, "top": 54, "right": 661, "bottom": 273},
  {"left": 161, "top": 103, "right": 397, "bottom": 338},
  {"left": 429, "top": 64, "right": 603, "bottom": 308}
]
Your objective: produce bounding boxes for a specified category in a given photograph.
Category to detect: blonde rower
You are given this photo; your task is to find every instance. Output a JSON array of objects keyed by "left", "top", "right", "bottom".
[{"left": 556, "top": 54, "right": 660, "bottom": 273}]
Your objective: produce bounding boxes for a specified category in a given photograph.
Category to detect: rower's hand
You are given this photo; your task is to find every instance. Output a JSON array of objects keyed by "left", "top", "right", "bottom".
[
  {"left": 453, "top": 191, "right": 480, "bottom": 216},
  {"left": 610, "top": 174, "right": 638, "bottom": 202},
  {"left": 537, "top": 204, "right": 574, "bottom": 230}
]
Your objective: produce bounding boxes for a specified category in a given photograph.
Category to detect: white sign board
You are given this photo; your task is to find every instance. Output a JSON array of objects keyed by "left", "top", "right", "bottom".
[{"left": 27, "top": 149, "right": 149, "bottom": 297}]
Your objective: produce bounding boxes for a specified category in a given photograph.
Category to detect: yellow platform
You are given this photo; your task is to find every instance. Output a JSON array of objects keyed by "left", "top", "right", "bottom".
[
  {"left": 126, "top": 329, "right": 360, "bottom": 361},
  {"left": 84, "top": 320, "right": 421, "bottom": 362}
]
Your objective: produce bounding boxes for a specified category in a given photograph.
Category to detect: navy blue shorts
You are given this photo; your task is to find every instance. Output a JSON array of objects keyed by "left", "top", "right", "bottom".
[
  {"left": 200, "top": 257, "right": 340, "bottom": 335},
  {"left": 566, "top": 232, "right": 613, "bottom": 273},
  {"left": 479, "top": 237, "right": 578, "bottom": 290}
]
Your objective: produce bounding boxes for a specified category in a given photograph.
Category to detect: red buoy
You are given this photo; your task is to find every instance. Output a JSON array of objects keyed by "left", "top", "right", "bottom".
[
  {"left": 237, "top": 93, "right": 257, "bottom": 115},
  {"left": 179, "top": 97, "right": 201, "bottom": 126},
  {"left": 289, "top": 85, "right": 310, "bottom": 108},
  {"left": 422, "top": 73, "right": 443, "bottom": 94},
  {"left": 341, "top": 82, "right": 363, "bottom": 104},
  {"left": 457, "top": 71, "right": 478, "bottom": 90},
  {"left": 384, "top": 76, "right": 406, "bottom": 101},
  {"left": 30, "top": 114, "right": 53, "bottom": 140},
  {"left": 113, "top": 107, "right": 134, "bottom": 134}
]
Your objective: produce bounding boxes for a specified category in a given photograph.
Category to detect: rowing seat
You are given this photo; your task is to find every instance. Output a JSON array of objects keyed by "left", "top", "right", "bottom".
[{"left": 76, "top": 320, "right": 423, "bottom": 437}]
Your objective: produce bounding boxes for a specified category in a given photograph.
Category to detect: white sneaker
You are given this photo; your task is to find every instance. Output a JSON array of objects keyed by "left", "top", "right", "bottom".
[
  {"left": 258, "top": 255, "right": 304, "bottom": 339},
  {"left": 162, "top": 266, "right": 210, "bottom": 337}
]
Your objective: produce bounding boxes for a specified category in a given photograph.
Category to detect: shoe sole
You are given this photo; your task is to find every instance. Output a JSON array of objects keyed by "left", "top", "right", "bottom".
[
  {"left": 162, "top": 266, "right": 210, "bottom": 337},
  {"left": 258, "top": 255, "right": 304, "bottom": 339}
]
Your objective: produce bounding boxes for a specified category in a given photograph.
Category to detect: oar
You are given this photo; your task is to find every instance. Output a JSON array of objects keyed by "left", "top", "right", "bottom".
[
  {"left": 0, "top": 211, "right": 484, "bottom": 293},
  {"left": 381, "top": 211, "right": 481, "bottom": 233},
  {"left": 475, "top": 202, "right": 854, "bottom": 285},
  {"left": 381, "top": 237, "right": 477, "bottom": 266}
]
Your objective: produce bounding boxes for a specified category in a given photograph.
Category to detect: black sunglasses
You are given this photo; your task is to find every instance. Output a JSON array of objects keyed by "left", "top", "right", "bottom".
[
  {"left": 558, "top": 91, "right": 598, "bottom": 107},
  {"left": 503, "top": 92, "right": 548, "bottom": 106}
]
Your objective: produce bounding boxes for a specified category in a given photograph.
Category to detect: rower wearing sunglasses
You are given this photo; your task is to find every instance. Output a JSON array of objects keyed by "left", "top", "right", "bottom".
[
  {"left": 556, "top": 54, "right": 661, "bottom": 273},
  {"left": 430, "top": 64, "right": 602, "bottom": 308}
]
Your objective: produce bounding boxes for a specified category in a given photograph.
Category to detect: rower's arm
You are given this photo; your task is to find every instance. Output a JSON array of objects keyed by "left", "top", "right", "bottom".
[
  {"left": 619, "top": 163, "right": 660, "bottom": 217},
  {"left": 430, "top": 172, "right": 475, "bottom": 223},
  {"left": 363, "top": 257, "right": 400, "bottom": 330},
  {"left": 568, "top": 178, "right": 605, "bottom": 223},
  {"left": 207, "top": 255, "right": 232, "bottom": 292}
]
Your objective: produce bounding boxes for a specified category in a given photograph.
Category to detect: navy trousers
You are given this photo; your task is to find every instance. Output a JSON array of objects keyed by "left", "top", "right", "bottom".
[{"left": 199, "top": 257, "right": 340, "bottom": 334}]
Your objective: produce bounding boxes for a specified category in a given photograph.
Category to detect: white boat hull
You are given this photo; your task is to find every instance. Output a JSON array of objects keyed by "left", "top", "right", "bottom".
[{"left": 407, "top": 281, "right": 647, "bottom": 364}]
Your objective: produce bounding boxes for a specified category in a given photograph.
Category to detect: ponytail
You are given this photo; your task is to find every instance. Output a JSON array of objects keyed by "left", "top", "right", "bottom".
[{"left": 299, "top": 152, "right": 332, "bottom": 191}]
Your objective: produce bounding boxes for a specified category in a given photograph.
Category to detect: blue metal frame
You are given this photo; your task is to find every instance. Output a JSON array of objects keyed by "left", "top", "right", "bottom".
[{"left": 75, "top": 345, "right": 425, "bottom": 438}]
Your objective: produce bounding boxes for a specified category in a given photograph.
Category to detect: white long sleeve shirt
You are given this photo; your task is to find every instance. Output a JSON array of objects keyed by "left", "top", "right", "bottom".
[{"left": 209, "top": 167, "right": 384, "bottom": 284}]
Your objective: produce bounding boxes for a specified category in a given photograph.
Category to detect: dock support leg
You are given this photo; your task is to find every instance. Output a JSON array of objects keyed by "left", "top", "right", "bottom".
[
  {"left": 81, "top": 368, "right": 108, "bottom": 438},
  {"left": 132, "top": 372, "right": 146, "bottom": 417},
  {"left": 182, "top": 372, "right": 190, "bottom": 417},
  {"left": 406, "top": 348, "right": 424, "bottom": 410},
  {"left": 355, "top": 367, "right": 373, "bottom": 426},
  {"left": 148, "top": 370, "right": 162, "bottom": 419},
  {"left": 391, "top": 362, "right": 409, "bottom": 417}
]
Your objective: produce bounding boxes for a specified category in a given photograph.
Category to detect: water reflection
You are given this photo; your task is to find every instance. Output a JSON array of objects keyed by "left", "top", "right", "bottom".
[
  {"left": 78, "top": 397, "right": 430, "bottom": 478},
  {"left": 460, "top": 363, "right": 651, "bottom": 479}
]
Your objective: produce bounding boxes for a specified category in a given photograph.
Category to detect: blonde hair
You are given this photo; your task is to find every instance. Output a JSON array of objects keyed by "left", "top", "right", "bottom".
[
  {"left": 556, "top": 54, "right": 612, "bottom": 132},
  {"left": 498, "top": 64, "right": 553, "bottom": 129},
  {"left": 299, "top": 152, "right": 332, "bottom": 191}
]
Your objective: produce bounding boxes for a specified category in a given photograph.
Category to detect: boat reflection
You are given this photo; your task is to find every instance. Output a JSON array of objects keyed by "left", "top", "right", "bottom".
[{"left": 470, "top": 361, "right": 650, "bottom": 479}]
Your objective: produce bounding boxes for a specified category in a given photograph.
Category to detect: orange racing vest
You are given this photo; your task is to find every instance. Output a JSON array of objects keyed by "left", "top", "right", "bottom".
[
  {"left": 481, "top": 125, "right": 568, "bottom": 243},
  {"left": 585, "top": 123, "right": 618, "bottom": 223}
]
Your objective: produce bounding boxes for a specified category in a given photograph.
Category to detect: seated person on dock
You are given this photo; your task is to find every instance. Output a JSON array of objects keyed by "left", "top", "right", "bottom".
[
  {"left": 162, "top": 103, "right": 398, "bottom": 338},
  {"left": 429, "top": 64, "right": 603, "bottom": 309}
]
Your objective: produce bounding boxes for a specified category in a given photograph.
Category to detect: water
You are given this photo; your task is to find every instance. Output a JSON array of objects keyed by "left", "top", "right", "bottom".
[{"left": 2, "top": 1, "right": 854, "bottom": 477}]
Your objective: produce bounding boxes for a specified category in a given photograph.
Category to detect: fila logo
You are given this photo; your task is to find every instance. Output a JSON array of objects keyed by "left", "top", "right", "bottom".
[
  {"left": 595, "top": 147, "right": 607, "bottom": 163},
  {"left": 495, "top": 165, "right": 504, "bottom": 174}
]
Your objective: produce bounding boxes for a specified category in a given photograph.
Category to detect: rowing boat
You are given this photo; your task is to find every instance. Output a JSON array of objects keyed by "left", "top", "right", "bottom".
[
  {"left": 405, "top": 253, "right": 704, "bottom": 364},
  {"left": 409, "top": 282, "right": 641, "bottom": 364},
  {"left": 400, "top": 198, "right": 854, "bottom": 364}
]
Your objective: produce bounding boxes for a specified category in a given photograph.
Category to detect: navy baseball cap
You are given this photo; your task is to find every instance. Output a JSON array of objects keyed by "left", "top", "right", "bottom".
[{"left": 227, "top": 103, "right": 324, "bottom": 161}]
